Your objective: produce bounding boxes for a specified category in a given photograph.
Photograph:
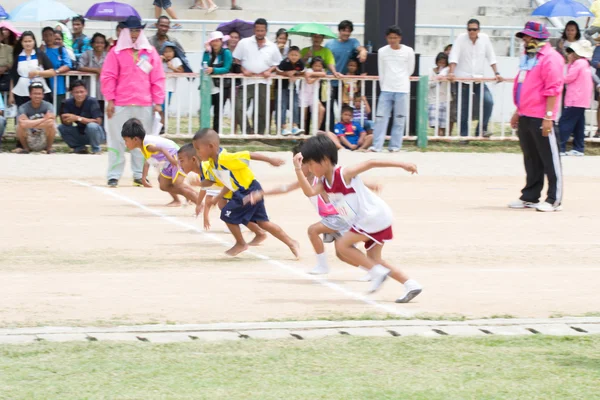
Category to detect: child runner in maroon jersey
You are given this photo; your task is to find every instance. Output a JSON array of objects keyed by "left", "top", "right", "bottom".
[{"left": 293, "top": 135, "right": 422, "bottom": 303}]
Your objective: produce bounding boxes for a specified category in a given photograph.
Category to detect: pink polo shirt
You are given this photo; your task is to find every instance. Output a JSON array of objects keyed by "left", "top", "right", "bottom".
[
  {"left": 513, "top": 43, "right": 564, "bottom": 120},
  {"left": 564, "top": 58, "right": 593, "bottom": 109}
]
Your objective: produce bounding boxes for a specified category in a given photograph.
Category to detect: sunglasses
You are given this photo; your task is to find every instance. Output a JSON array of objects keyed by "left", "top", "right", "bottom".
[{"left": 468, "top": 28, "right": 479, "bottom": 32}]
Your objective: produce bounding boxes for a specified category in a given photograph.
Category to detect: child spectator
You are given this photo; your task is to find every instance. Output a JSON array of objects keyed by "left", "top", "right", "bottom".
[
  {"left": 559, "top": 41, "right": 593, "bottom": 156},
  {"left": 299, "top": 56, "right": 327, "bottom": 131},
  {"left": 585, "top": 0, "right": 600, "bottom": 42},
  {"left": 276, "top": 45, "right": 305, "bottom": 136},
  {"left": 443, "top": 44, "right": 452, "bottom": 55},
  {"left": 122, "top": 118, "right": 197, "bottom": 206},
  {"left": 342, "top": 58, "right": 361, "bottom": 105},
  {"left": 352, "top": 94, "right": 373, "bottom": 135},
  {"left": 154, "top": 0, "right": 182, "bottom": 29},
  {"left": 160, "top": 42, "right": 188, "bottom": 128},
  {"left": 428, "top": 52, "right": 450, "bottom": 136},
  {"left": 328, "top": 105, "right": 373, "bottom": 151}
]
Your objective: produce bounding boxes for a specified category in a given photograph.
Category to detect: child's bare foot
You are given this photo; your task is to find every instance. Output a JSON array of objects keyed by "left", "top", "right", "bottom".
[
  {"left": 166, "top": 200, "right": 182, "bottom": 207},
  {"left": 288, "top": 240, "right": 300, "bottom": 260},
  {"left": 248, "top": 231, "right": 267, "bottom": 246},
  {"left": 225, "top": 242, "right": 249, "bottom": 256}
]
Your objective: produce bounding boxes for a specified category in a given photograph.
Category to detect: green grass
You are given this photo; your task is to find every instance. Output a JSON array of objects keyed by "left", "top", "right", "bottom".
[{"left": 1, "top": 336, "right": 599, "bottom": 399}]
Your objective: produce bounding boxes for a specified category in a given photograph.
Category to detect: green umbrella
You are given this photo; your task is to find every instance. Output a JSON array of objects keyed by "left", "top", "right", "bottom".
[{"left": 288, "top": 22, "right": 337, "bottom": 39}]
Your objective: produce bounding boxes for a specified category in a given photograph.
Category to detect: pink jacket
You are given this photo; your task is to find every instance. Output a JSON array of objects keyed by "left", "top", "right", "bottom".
[
  {"left": 513, "top": 43, "right": 564, "bottom": 119},
  {"left": 564, "top": 58, "right": 592, "bottom": 109},
  {"left": 100, "top": 47, "right": 165, "bottom": 107}
]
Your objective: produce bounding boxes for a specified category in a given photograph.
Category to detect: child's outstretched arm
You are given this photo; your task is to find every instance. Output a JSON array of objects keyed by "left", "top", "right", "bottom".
[
  {"left": 146, "top": 144, "right": 178, "bottom": 167},
  {"left": 342, "top": 159, "right": 418, "bottom": 184},
  {"left": 210, "top": 186, "right": 231, "bottom": 207},
  {"left": 264, "top": 181, "right": 301, "bottom": 195},
  {"left": 195, "top": 189, "right": 207, "bottom": 218},
  {"left": 141, "top": 162, "right": 152, "bottom": 188},
  {"left": 249, "top": 152, "right": 285, "bottom": 167},
  {"left": 293, "top": 153, "right": 324, "bottom": 197},
  {"left": 203, "top": 195, "right": 212, "bottom": 230}
]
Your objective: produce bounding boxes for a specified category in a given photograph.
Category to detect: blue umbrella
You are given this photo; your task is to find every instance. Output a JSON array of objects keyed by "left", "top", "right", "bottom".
[
  {"left": 0, "top": 5, "right": 8, "bottom": 20},
  {"left": 532, "top": 0, "right": 593, "bottom": 18},
  {"left": 9, "top": 0, "right": 79, "bottom": 22}
]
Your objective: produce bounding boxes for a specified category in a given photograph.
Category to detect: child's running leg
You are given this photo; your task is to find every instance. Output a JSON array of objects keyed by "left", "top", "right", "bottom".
[
  {"left": 256, "top": 220, "right": 299, "bottom": 259},
  {"left": 171, "top": 178, "right": 198, "bottom": 204},
  {"left": 307, "top": 221, "right": 336, "bottom": 274},
  {"left": 225, "top": 223, "right": 248, "bottom": 256},
  {"left": 247, "top": 222, "right": 268, "bottom": 246},
  {"left": 158, "top": 175, "right": 181, "bottom": 207},
  {"left": 366, "top": 244, "right": 422, "bottom": 303}
]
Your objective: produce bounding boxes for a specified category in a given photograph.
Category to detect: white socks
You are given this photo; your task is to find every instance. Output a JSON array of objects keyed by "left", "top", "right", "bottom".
[{"left": 309, "top": 253, "right": 329, "bottom": 275}]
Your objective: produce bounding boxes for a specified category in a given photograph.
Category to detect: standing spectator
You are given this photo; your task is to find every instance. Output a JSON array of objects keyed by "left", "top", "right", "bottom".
[
  {"left": 203, "top": 31, "right": 232, "bottom": 134},
  {"left": 58, "top": 79, "right": 105, "bottom": 154},
  {"left": 448, "top": 19, "right": 503, "bottom": 137},
  {"left": 591, "top": 43, "right": 600, "bottom": 138},
  {"left": 42, "top": 28, "right": 72, "bottom": 109},
  {"left": 559, "top": 41, "right": 593, "bottom": 156},
  {"left": 299, "top": 56, "right": 327, "bottom": 131},
  {"left": 150, "top": 16, "right": 185, "bottom": 54},
  {"left": 300, "top": 34, "right": 336, "bottom": 72},
  {"left": 233, "top": 18, "right": 282, "bottom": 135},
  {"left": 71, "top": 16, "right": 91, "bottom": 62},
  {"left": 276, "top": 45, "right": 305, "bottom": 135},
  {"left": 584, "top": 0, "right": 600, "bottom": 42},
  {"left": 8, "top": 31, "right": 55, "bottom": 108},
  {"left": 78, "top": 32, "right": 108, "bottom": 100},
  {"left": 557, "top": 21, "right": 581, "bottom": 60},
  {"left": 108, "top": 22, "right": 125, "bottom": 50},
  {"left": 13, "top": 82, "right": 56, "bottom": 154},
  {"left": 275, "top": 29, "right": 289, "bottom": 58},
  {"left": 370, "top": 25, "right": 415, "bottom": 152},
  {"left": 154, "top": 0, "right": 182, "bottom": 28},
  {"left": 509, "top": 21, "right": 564, "bottom": 213},
  {"left": 54, "top": 21, "right": 75, "bottom": 62},
  {"left": 0, "top": 22, "right": 19, "bottom": 94},
  {"left": 228, "top": 30, "right": 242, "bottom": 73},
  {"left": 428, "top": 52, "right": 450, "bottom": 136},
  {"left": 443, "top": 44, "right": 452, "bottom": 55},
  {"left": 325, "top": 20, "right": 367, "bottom": 130},
  {"left": 101, "top": 16, "right": 165, "bottom": 188}
]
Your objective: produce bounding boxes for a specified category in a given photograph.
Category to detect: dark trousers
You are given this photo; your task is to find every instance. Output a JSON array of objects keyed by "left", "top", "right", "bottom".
[
  {"left": 558, "top": 106, "right": 585, "bottom": 153},
  {"left": 327, "top": 83, "right": 339, "bottom": 131},
  {"left": 212, "top": 87, "right": 231, "bottom": 134},
  {"left": 235, "top": 83, "right": 267, "bottom": 135},
  {"left": 457, "top": 82, "right": 494, "bottom": 136},
  {"left": 517, "top": 116, "right": 563, "bottom": 206}
]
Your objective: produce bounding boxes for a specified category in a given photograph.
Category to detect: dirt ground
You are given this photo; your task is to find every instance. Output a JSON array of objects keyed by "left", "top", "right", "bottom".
[{"left": 1, "top": 150, "right": 599, "bottom": 327}]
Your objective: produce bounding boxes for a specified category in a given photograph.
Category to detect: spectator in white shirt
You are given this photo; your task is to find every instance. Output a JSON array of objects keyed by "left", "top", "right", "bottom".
[
  {"left": 232, "top": 18, "right": 282, "bottom": 135},
  {"left": 448, "top": 19, "right": 503, "bottom": 137},
  {"left": 370, "top": 25, "right": 415, "bottom": 152}
]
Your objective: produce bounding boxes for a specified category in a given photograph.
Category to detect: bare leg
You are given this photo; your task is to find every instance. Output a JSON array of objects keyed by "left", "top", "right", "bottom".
[
  {"left": 366, "top": 244, "right": 409, "bottom": 283},
  {"left": 359, "top": 134, "right": 373, "bottom": 150},
  {"left": 154, "top": 5, "right": 161, "bottom": 18},
  {"left": 159, "top": 175, "right": 181, "bottom": 206},
  {"left": 225, "top": 223, "right": 248, "bottom": 256},
  {"left": 257, "top": 220, "right": 299, "bottom": 259},
  {"left": 247, "top": 222, "right": 267, "bottom": 246},
  {"left": 43, "top": 122, "right": 56, "bottom": 151},
  {"left": 16, "top": 126, "right": 30, "bottom": 152},
  {"left": 318, "top": 103, "right": 325, "bottom": 128},
  {"left": 172, "top": 178, "right": 198, "bottom": 204},
  {"left": 165, "top": 7, "right": 179, "bottom": 19},
  {"left": 307, "top": 221, "right": 334, "bottom": 255}
]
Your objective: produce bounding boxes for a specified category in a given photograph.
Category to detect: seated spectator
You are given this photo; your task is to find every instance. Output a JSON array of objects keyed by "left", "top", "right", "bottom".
[
  {"left": 352, "top": 94, "right": 373, "bottom": 135},
  {"left": 299, "top": 56, "right": 327, "bottom": 131},
  {"left": 428, "top": 52, "right": 450, "bottom": 136},
  {"left": 557, "top": 20, "right": 581, "bottom": 60},
  {"left": 342, "top": 58, "right": 361, "bottom": 105},
  {"left": 202, "top": 31, "right": 232, "bottom": 134},
  {"left": 301, "top": 34, "right": 336, "bottom": 73},
  {"left": 559, "top": 41, "right": 593, "bottom": 156},
  {"left": 276, "top": 45, "right": 305, "bottom": 136},
  {"left": 58, "top": 79, "right": 105, "bottom": 154},
  {"left": 13, "top": 82, "right": 56, "bottom": 154},
  {"left": 326, "top": 105, "right": 372, "bottom": 151},
  {"left": 78, "top": 32, "right": 108, "bottom": 100},
  {"left": 42, "top": 27, "right": 72, "bottom": 108}
]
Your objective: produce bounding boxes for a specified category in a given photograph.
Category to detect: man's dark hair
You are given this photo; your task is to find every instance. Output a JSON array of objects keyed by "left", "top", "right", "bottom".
[
  {"left": 178, "top": 143, "right": 197, "bottom": 157},
  {"left": 291, "top": 143, "right": 302, "bottom": 156},
  {"left": 467, "top": 19, "right": 480, "bottom": 28},
  {"left": 444, "top": 44, "right": 453, "bottom": 52},
  {"left": 91, "top": 32, "right": 108, "bottom": 47},
  {"left": 158, "top": 15, "right": 170, "bottom": 24},
  {"left": 562, "top": 20, "right": 582, "bottom": 41},
  {"left": 121, "top": 118, "right": 146, "bottom": 140},
  {"left": 42, "top": 26, "right": 56, "bottom": 35},
  {"left": 385, "top": 25, "right": 402, "bottom": 37},
  {"left": 276, "top": 28, "right": 288, "bottom": 39},
  {"left": 254, "top": 18, "right": 268, "bottom": 29},
  {"left": 28, "top": 82, "right": 44, "bottom": 94},
  {"left": 338, "top": 20, "right": 354, "bottom": 32},
  {"left": 435, "top": 52, "right": 448, "bottom": 65},
  {"left": 288, "top": 45, "right": 300, "bottom": 53},
  {"left": 341, "top": 105, "right": 354, "bottom": 115},
  {"left": 229, "top": 29, "right": 240, "bottom": 37},
  {"left": 69, "top": 79, "right": 87, "bottom": 91},
  {"left": 311, "top": 56, "right": 324, "bottom": 67},
  {"left": 300, "top": 135, "right": 338, "bottom": 165},
  {"left": 72, "top": 15, "right": 85, "bottom": 25}
]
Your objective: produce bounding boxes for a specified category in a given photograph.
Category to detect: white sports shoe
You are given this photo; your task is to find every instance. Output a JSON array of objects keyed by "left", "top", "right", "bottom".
[
  {"left": 309, "top": 264, "right": 329, "bottom": 275},
  {"left": 508, "top": 199, "right": 538, "bottom": 209},
  {"left": 388, "top": 147, "right": 401, "bottom": 152},
  {"left": 395, "top": 279, "right": 423, "bottom": 303},
  {"left": 358, "top": 271, "right": 372, "bottom": 282},
  {"left": 281, "top": 129, "right": 293, "bottom": 136},
  {"left": 566, "top": 149, "right": 584, "bottom": 157},
  {"left": 559, "top": 152, "right": 567, "bottom": 157},
  {"left": 368, "top": 265, "right": 390, "bottom": 293},
  {"left": 367, "top": 146, "right": 381, "bottom": 153},
  {"left": 536, "top": 201, "right": 562, "bottom": 212}
]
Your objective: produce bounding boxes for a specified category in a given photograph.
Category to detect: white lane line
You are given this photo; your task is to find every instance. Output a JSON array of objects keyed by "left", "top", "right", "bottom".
[{"left": 71, "top": 180, "right": 414, "bottom": 317}]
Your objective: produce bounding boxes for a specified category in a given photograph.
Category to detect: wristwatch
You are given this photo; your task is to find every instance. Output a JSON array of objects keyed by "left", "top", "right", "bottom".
[{"left": 546, "top": 111, "right": 553, "bottom": 118}]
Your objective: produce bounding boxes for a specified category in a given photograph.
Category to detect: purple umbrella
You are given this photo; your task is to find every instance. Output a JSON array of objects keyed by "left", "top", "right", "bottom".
[
  {"left": 217, "top": 19, "right": 254, "bottom": 38},
  {"left": 84, "top": 1, "right": 140, "bottom": 21}
]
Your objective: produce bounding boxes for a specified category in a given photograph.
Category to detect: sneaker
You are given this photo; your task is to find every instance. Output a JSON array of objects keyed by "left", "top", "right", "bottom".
[
  {"left": 107, "top": 179, "right": 118, "bottom": 188},
  {"left": 368, "top": 264, "right": 390, "bottom": 293},
  {"left": 508, "top": 199, "right": 538, "bottom": 209},
  {"left": 536, "top": 201, "right": 562, "bottom": 212},
  {"left": 74, "top": 147, "right": 89, "bottom": 154},
  {"left": 281, "top": 128, "right": 292, "bottom": 136},
  {"left": 206, "top": 5, "right": 218, "bottom": 13},
  {"left": 358, "top": 271, "right": 372, "bottom": 282},
  {"left": 367, "top": 146, "right": 381, "bottom": 153},
  {"left": 231, "top": 5, "right": 243, "bottom": 9},
  {"left": 482, "top": 131, "right": 493, "bottom": 138},
  {"left": 292, "top": 127, "right": 305, "bottom": 135},
  {"left": 309, "top": 264, "right": 329, "bottom": 275},
  {"left": 395, "top": 279, "right": 423, "bottom": 303},
  {"left": 560, "top": 152, "right": 567, "bottom": 157},
  {"left": 566, "top": 149, "right": 584, "bottom": 157},
  {"left": 133, "top": 178, "right": 149, "bottom": 187},
  {"left": 388, "top": 147, "right": 401, "bottom": 152}
]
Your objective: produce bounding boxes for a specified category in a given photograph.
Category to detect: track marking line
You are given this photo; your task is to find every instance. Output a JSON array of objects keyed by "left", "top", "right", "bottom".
[{"left": 71, "top": 180, "right": 415, "bottom": 317}]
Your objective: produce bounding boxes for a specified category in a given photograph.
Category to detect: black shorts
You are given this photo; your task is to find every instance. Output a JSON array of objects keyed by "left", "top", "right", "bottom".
[
  {"left": 153, "top": 0, "right": 172, "bottom": 9},
  {"left": 221, "top": 181, "right": 269, "bottom": 226}
]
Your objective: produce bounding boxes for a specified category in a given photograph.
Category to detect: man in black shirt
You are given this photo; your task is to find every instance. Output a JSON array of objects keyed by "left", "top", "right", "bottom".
[{"left": 58, "top": 79, "right": 105, "bottom": 154}]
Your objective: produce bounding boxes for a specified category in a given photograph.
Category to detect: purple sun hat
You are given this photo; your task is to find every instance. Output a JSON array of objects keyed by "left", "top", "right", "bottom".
[{"left": 516, "top": 21, "right": 550, "bottom": 40}]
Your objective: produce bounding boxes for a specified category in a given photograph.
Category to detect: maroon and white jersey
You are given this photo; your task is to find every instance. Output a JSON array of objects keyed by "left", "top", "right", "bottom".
[{"left": 322, "top": 166, "right": 393, "bottom": 234}]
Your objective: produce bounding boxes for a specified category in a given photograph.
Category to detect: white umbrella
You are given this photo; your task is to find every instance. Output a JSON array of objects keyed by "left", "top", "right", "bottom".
[{"left": 9, "top": 0, "right": 79, "bottom": 22}]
